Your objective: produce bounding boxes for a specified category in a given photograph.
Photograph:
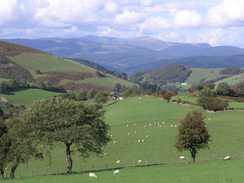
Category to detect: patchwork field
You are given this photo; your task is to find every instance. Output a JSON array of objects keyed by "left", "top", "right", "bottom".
[{"left": 6, "top": 96, "right": 243, "bottom": 182}]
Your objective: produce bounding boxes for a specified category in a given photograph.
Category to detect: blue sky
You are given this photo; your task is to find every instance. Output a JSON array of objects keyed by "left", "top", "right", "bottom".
[{"left": 0, "top": 0, "right": 244, "bottom": 47}]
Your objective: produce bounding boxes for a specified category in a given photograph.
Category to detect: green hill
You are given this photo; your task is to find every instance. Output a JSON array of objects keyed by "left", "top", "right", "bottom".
[
  {"left": 130, "top": 65, "right": 232, "bottom": 86},
  {"left": 11, "top": 96, "right": 244, "bottom": 178},
  {"left": 0, "top": 41, "right": 134, "bottom": 92}
]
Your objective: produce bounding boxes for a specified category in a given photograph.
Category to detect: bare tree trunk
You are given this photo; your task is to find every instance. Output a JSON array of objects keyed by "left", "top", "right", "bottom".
[
  {"left": 10, "top": 164, "right": 18, "bottom": 179},
  {"left": 0, "top": 166, "right": 4, "bottom": 179},
  {"left": 65, "top": 142, "right": 73, "bottom": 174},
  {"left": 190, "top": 148, "right": 197, "bottom": 162}
]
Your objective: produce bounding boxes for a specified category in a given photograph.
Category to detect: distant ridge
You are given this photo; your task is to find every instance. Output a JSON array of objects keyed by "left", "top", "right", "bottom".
[{"left": 2, "top": 36, "right": 244, "bottom": 74}]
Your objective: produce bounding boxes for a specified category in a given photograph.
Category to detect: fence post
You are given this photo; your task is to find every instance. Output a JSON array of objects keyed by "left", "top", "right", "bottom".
[{"left": 92, "top": 164, "right": 95, "bottom": 171}]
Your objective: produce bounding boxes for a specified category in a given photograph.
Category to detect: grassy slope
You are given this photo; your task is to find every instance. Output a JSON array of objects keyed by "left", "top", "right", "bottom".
[
  {"left": 185, "top": 68, "right": 227, "bottom": 84},
  {"left": 0, "top": 88, "right": 61, "bottom": 105},
  {"left": 7, "top": 53, "right": 134, "bottom": 88},
  {"left": 3, "top": 159, "right": 244, "bottom": 183},
  {"left": 12, "top": 96, "right": 244, "bottom": 179},
  {"left": 215, "top": 73, "right": 244, "bottom": 87}
]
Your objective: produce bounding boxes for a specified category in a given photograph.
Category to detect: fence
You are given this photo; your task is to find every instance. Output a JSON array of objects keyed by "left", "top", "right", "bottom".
[{"left": 6, "top": 152, "right": 244, "bottom": 179}]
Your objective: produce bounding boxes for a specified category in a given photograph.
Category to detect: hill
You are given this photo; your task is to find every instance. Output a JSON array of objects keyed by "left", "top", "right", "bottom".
[
  {"left": 131, "top": 55, "right": 244, "bottom": 73},
  {"left": 2, "top": 36, "right": 244, "bottom": 74},
  {"left": 10, "top": 96, "right": 244, "bottom": 179},
  {"left": 129, "top": 65, "right": 234, "bottom": 86},
  {"left": 0, "top": 41, "right": 134, "bottom": 92}
]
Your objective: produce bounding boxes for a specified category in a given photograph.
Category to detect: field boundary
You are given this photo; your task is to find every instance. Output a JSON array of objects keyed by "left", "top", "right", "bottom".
[{"left": 10, "top": 152, "right": 244, "bottom": 179}]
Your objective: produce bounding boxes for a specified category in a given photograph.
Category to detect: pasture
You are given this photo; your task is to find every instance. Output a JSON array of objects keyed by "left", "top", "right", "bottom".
[
  {"left": 3, "top": 159, "right": 244, "bottom": 183},
  {"left": 9, "top": 96, "right": 244, "bottom": 180},
  {"left": 0, "top": 88, "right": 62, "bottom": 106}
]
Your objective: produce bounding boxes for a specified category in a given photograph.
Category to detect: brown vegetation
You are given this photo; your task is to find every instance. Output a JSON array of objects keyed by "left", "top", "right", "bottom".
[{"left": 0, "top": 41, "right": 47, "bottom": 56}]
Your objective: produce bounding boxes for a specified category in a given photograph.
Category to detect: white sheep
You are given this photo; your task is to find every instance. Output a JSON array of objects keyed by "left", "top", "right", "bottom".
[
  {"left": 116, "top": 160, "right": 121, "bottom": 164},
  {"left": 114, "top": 170, "right": 120, "bottom": 175},
  {"left": 138, "top": 160, "right": 142, "bottom": 163},
  {"left": 138, "top": 140, "right": 141, "bottom": 143},
  {"left": 89, "top": 173, "right": 97, "bottom": 178},
  {"left": 128, "top": 133, "right": 130, "bottom": 135},
  {"left": 223, "top": 156, "right": 231, "bottom": 160},
  {"left": 146, "top": 135, "right": 149, "bottom": 138},
  {"left": 141, "top": 139, "right": 145, "bottom": 142},
  {"left": 180, "top": 156, "right": 186, "bottom": 160},
  {"left": 114, "top": 141, "right": 116, "bottom": 144}
]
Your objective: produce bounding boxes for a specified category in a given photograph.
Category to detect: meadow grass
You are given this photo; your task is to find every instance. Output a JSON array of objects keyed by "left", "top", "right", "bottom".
[
  {"left": 60, "top": 76, "right": 134, "bottom": 88},
  {"left": 185, "top": 68, "right": 225, "bottom": 84},
  {"left": 3, "top": 159, "right": 244, "bottom": 183},
  {"left": 8, "top": 53, "right": 96, "bottom": 76},
  {"left": 11, "top": 96, "right": 244, "bottom": 179},
  {"left": 215, "top": 73, "right": 244, "bottom": 87},
  {"left": 0, "top": 88, "right": 61, "bottom": 105}
]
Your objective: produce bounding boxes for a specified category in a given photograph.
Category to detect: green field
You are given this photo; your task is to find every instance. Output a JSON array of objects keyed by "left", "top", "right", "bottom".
[
  {"left": 3, "top": 159, "right": 244, "bottom": 183},
  {"left": 8, "top": 53, "right": 96, "bottom": 76},
  {"left": 0, "top": 88, "right": 61, "bottom": 105},
  {"left": 4, "top": 95, "right": 243, "bottom": 181},
  {"left": 185, "top": 68, "right": 227, "bottom": 84},
  {"left": 215, "top": 73, "right": 244, "bottom": 87}
]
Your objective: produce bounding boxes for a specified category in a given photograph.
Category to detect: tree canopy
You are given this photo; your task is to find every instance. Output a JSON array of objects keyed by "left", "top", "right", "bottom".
[
  {"left": 21, "top": 97, "right": 110, "bottom": 174},
  {"left": 174, "top": 111, "right": 211, "bottom": 162}
]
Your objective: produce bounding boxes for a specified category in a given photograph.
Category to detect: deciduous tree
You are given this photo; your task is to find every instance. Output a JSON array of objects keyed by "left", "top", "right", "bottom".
[
  {"left": 197, "top": 88, "right": 217, "bottom": 109},
  {"left": 174, "top": 111, "right": 211, "bottom": 162},
  {"left": 21, "top": 97, "right": 110, "bottom": 174}
]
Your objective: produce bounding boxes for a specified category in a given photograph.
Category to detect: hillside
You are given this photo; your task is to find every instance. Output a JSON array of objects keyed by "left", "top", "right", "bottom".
[
  {"left": 2, "top": 36, "right": 244, "bottom": 74},
  {"left": 129, "top": 65, "right": 233, "bottom": 86},
  {"left": 0, "top": 41, "right": 134, "bottom": 92}
]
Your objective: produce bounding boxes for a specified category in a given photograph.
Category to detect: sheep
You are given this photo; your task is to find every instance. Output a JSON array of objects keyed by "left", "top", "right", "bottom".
[
  {"left": 134, "top": 131, "right": 137, "bottom": 133},
  {"left": 223, "top": 156, "right": 231, "bottom": 160},
  {"left": 146, "top": 135, "right": 149, "bottom": 138},
  {"left": 114, "top": 141, "right": 116, "bottom": 144},
  {"left": 89, "top": 173, "right": 97, "bottom": 178},
  {"left": 128, "top": 133, "right": 130, "bottom": 135},
  {"left": 116, "top": 160, "right": 121, "bottom": 164},
  {"left": 138, "top": 140, "right": 141, "bottom": 143},
  {"left": 127, "top": 124, "right": 129, "bottom": 127},
  {"left": 180, "top": 156, "right": 186, "bottom": 160},
  {"left": 141, "top": 139, "right": 145, "bottom": 142},
  {"left": 138, "top": 160, "right": 142, "bottom": 163},
  {"left": 114, "top": 170, "right": 120, "bottom": 175}
]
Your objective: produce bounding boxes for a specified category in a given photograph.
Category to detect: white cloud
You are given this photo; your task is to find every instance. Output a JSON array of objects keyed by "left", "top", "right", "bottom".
[
  {"left": 114, "top": 10, "right": 146, "bottom": 24},
  {"left": 103, "top": 1, "right": 120, "bottom": 14},
  {"left": 173, "top": 10, "right": 202, "bottom": 28},
  {"left": 207, "top": 0, "right": 244, "bottom": 27},
  {"left": 0, "top": 0, "right": 18, "bottom": 25}
]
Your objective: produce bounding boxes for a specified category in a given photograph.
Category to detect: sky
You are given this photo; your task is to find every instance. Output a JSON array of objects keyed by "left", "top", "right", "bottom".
[{"left": 0, "top": 0, "right": 244, "bottom": 47}]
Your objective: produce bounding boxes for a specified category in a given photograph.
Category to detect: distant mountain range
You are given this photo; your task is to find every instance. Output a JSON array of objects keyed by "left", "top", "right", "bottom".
[{"left": 2, "top": 36, "right": 244, "bottom": 74}]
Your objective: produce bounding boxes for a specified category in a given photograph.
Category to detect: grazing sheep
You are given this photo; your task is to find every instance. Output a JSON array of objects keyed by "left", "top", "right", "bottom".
[
  {"left": 144, "top": 125, "right": 147, "bottom": 128},
  {"left": 223, "top": 156, "right": 231, "bottom": 160},
  {"left": 134, "top": 131, "right": 137, "bottom": 133},
  {"left": 128, "top": 133, "right": 130, "bottom": 135},
  {"left": 146, "top": 135, "right": 149, "bottom": 138},
  {"left": 127, "top": 124, "right": 129, "bottom": 127},
  {"left": 180, "top": 156, "right": 186, "bottom": 160},
  {"left": 174, "top": 125, "right": 177, "bottom": 127},
  {"left": 114, "top": 141, "right": 116, "bottom": 144},
  {"left": 138, "top": 140, "right": 141, "bottom": 143},
  {"left": 104, "top": 153, "right": 107, "bottom": 156},
  {"left": 134, "top": 124, "right": 136, "bottom": 126},
  {"left": 171, "top": 125, "right": 173, "bottom": 127},
  {"left": 138, "top": 160, "right": 142, "bottom": 163},
  {"left": 89, "top": 173, "right": 97, "bottom": 178},
  {"left": 114, "top": 170, "right": 120, "bottom": 175},
  {"left": 141, "top": 139, "right": 145, "bottom": 142},
  {"left": 116, "top": 160, "right": 121, "bottom": 164}
]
